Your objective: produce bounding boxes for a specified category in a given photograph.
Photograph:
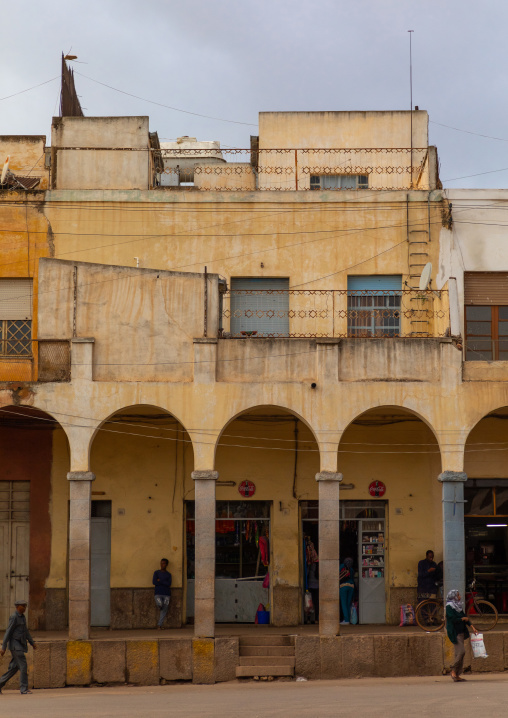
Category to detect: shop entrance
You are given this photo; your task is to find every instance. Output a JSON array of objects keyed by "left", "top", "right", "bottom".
[
  {"left": 0, "top": 481, "right": 30, "bottom": 629},
  {"left": 301, "top": 500, "right": 386, "bottom": 624},
  {"left": 465, "top": 480, "right": 508, "bottom": 612},
  {"left": 186, "top": 500, "right": 270, "bottom": 623}
]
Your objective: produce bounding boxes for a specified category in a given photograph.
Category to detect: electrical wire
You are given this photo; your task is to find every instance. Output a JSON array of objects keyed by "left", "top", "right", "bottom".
[
  {"left": 0, "top": 76, "right": 59, "bottom": 101},
  {"left": 0, "top": 406, "right": 503, "bottom": 455},
  {"left": 74, "top": 71, "right": 258, "bottom": 127},
  {"left": 431, "top": 120, "right": 508, "bottom": 143}
]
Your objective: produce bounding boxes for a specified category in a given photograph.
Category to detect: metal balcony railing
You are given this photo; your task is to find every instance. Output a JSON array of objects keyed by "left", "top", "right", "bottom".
[
  {"left": 0, "top": 340, "right": 71, "bottom": 382},
  {"left": 220, "top": 289, "right": 449, "bottom": 339}
]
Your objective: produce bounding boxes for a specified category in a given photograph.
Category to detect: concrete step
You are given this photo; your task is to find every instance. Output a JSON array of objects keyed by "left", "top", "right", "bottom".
[
  {"left": 236, "top": 665, "right": 295, "bottom": 678},
  {"left": 240, "top": 645, "right": 294, "bottom": 657},
  {"left": 239, "top": 635, "right": 295, "bottom": 647},
  {"left": 239, "top": 656, "right": 296, "bottom": 666}
]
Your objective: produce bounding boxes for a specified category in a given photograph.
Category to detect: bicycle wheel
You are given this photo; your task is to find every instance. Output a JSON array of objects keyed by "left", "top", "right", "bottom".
[
  {"left": 468, "top": 599, "right": 498, "bottom": 632},
  {"left": 415, "top": 599, "right": 445, "bottom": 631}
]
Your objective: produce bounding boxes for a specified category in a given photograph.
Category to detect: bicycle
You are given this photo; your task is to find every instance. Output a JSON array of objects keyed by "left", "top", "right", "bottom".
[{"left": 415, "top": 580, "right": 498, "bottom": 632}]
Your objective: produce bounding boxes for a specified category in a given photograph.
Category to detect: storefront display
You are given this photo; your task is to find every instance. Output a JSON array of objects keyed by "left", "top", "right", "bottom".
[
  {"left": 301, "top": 500, "right": 386, "bottom": 624},
  {"left": 465, "top": 480, "right": 508, "bottom": 612},
  {"left": 186, "top": 500, "right": 270, "bottom": 623}
]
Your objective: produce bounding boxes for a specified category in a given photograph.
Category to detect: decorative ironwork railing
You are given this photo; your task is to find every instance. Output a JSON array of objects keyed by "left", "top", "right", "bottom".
[
  {"left": 51, "top": 146, "right": 433, "bottom": 191},
  {"left": 158, "top": 147, "right": 431, "bottom": 191},
  {"left": 220, "top": 289, "right": 449, "bottom": 338}
]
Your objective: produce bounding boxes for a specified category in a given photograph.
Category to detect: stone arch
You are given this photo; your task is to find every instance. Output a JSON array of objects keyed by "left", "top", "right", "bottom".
[
  {"left": 465, "top": 406, "right": 508, "bottom": 479},
  {"left": 0, "top": 405, "right": 70, "bottom": 630},
  {"left": 88, "top": 404, "right": 194, "bottom": 629},
  {"left": 213, "top": 404, "right": 321, "bottom": 626},
  {"left": 337, "top": 404, "right": 442, "bottom": 624}
]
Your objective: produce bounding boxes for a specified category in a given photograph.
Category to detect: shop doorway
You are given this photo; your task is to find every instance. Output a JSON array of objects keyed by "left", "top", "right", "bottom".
[
  {"left": 186, "top": 500, "right": 271, "bottom": 623},
  {"left": 0, "top": 481, "right": 30, "bottom": 629},
  {"left": 301, "top": 500, "right": 386, "bottom": 624},
  {"left": 90, "top": 500, "right": 111, "bottom": 627},
  {"left": 465, "top": 480, "right": 508, "bottom": 612}
]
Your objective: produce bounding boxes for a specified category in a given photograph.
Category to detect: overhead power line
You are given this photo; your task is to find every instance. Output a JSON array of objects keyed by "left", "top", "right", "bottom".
[
  {"left": 75, "top": 71, "right": 258, "bottom": 127},
  {"left": 0, "top": 76, "right": 59, "bottom": 101},
  {"left": 431, "top": 120, "right": 508, "bottom": 143}
]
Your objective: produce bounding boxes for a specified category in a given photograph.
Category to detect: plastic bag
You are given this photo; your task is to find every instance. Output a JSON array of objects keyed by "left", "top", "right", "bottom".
[
  {"left": 350, "top": 602, "right": 358, "bottom": 625},
  {"left": 304, "top": 590, "right": 314, "bottom": 614},
  {"left": 399, "top": 603, "right": 416, "bottom": 627},
  {"left": 471, "top": 633, "right": 488, "bottom": 659},
  {"left": 263, "top": 571, "right": 270, "bottom": 589}
]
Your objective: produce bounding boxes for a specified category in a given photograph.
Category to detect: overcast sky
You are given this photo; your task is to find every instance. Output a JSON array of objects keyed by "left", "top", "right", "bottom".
[{"left": 2, "top": 0, "right": 508, "bottom": 188}]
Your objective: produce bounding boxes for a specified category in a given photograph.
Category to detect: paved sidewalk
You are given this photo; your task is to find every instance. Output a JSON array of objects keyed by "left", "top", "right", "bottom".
[
  {"left": 31, "top": 620, "right": 508, "bottom": 642},
  {"left": 1, "top": 674, "right": 507, "bottom": 718}
]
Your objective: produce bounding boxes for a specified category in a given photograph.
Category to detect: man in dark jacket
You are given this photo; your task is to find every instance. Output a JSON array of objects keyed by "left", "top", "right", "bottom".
[
  {"left": 0, "top": 600, "right": 37, "bottom": 694},
  {"left": 417, "top": 550, "right": 438, "bottom": 601},
  {"left": 153, "top": 558, "right": 172, "bottom": 629}
]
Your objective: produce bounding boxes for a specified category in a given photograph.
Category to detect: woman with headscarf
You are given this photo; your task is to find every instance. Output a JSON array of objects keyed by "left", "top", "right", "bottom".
[
  {"left": 445, "top": 589, "right": 478, "bottom": 682},
  {"left": 339, "top": 557, "right": 355, "bottom": 625}
]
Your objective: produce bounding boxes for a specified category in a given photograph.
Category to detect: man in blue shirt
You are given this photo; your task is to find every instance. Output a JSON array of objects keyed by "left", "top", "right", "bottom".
[
  {"left": 153, "top": 558, "right": 172, "bottom": 629},
  {"left": 0, "top": 599, "right": 37, "bottom": 694},
  {"left": 417, "top": 550, "right": 438, "bottom": 601}
]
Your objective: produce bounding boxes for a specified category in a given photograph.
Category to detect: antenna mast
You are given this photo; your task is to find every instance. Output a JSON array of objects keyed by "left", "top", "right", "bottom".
[{"left": 408, "top": 30, "right": 414, "bottom": 188}]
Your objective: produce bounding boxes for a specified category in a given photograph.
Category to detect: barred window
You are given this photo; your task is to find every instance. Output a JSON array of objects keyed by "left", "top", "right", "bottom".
[
  {"left": 310, "top": 174, "right": 368, "bottom": 190},
  {"left": 0, "top": 279, "right": 32, "bottom": 356}
]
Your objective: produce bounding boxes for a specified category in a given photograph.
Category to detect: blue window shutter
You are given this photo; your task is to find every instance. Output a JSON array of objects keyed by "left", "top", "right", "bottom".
[
  {"left": 230, "top": 278, "right": 289, "bottom": 336},
  {"left": 347, "top": 275, "right": 402, "bottom": 292}
]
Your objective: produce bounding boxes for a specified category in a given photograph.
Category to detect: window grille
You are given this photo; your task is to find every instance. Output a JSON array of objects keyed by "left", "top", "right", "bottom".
[
  {"left": 347, "top": 276, "right": 402, "bottom": 337},
  {"left": 0, "top": 320, "right": 32, "bottom": 356},
  {"left": 310, "top": 174, "right": 368, "bottom": 190}
]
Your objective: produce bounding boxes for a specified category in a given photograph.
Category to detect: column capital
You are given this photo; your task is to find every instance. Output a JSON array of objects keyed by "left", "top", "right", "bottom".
[
  {"left": 192, "top": 470, "right": 219, "bottom": 481},
  {"left": 438, "top": 471, "right": 467, "bottom": 483},
  {"left": 67, "top": 471, "right": 95, "bottom": 481},
  {"left": 315, "top": 471, "right": 343, "bottom": 482}
]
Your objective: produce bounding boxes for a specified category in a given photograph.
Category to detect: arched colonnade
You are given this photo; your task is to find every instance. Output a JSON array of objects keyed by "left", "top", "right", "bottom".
[{"left": 1, "top": 399, "right": 504, "bottom": 640}]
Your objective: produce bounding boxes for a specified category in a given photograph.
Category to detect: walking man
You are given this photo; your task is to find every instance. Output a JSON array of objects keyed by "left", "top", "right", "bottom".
[
  {"left": 0, "top": 599, "right": 37, "bottom": 694},
  {"left": 153, "top": 558, "right": 172, "bottom": 629}
]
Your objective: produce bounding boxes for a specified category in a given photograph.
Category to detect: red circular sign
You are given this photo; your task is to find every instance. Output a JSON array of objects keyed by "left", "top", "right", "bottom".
[
  {"left": 368, "top": 480, "right": 386, "bottom": 497},
  {"left": 238, "top": 480, "right": 256, "bottom": 497}
]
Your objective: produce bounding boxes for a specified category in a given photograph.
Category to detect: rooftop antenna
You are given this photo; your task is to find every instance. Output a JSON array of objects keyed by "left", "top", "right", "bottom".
[{"left": 408, "top": 30, "right": 414, "bottom": 188}]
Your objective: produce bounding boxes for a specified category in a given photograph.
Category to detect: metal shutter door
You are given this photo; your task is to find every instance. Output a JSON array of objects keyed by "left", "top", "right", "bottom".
[
  {"left": 347, "top": 275, "right": 402, "bottom": 291},
  {"left": 465, "top": 273, "right": 508, "bottom": 305},
  {"left": 0, "top": 280, "right": 32, "bottom": 319},
  {"left": 230, "top": 278, "right": 289, "bottom": 336}
]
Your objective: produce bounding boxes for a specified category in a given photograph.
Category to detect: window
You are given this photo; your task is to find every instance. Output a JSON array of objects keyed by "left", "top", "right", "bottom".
[
  {"left": 310, "top": 174, "right": 368, "bottom": 190},
  {"left": 464, "top": 272, "right": 508, "bottom": 360},
  {"left": 347, "top": 275, "right": 402, "bottom": 337},
  {"left": 230, "top": 278, "right": 289, "bottom": 337},
  {"left": 465, "top": 482, "right": 508, "bottom": 516},
  {"left": 0, "top": 279, "right": 32, "bottom": 356},
  {"left": 465, "top": 306, "right": 508, "bottom": 360}
]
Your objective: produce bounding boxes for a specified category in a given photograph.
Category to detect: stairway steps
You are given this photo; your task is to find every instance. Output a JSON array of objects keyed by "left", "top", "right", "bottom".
[
  {"left": 236, "top": 665, "right": 295, "bottom": 678},
  {"left": 240, "top": 645, "right": 294, "bottom": 657},
  {"left": 239, "top": 656, "right": 296, "bottom": 666},
  {"left": 239, "top": 635, "right": 294, "bottom": 647}
]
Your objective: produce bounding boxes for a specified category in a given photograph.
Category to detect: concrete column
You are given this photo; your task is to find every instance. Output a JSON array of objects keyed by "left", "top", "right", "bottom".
[
  {"left": 192, "top": 470, "right": 218, "bottom": 638},
  {"left": 438, "top": 470, "right": 467, "bottom": 603},
  {"left": 315, "top": 471, "right": 343, "bottom": 636},
  {"left": 67, "top": 471, "right": 95, "bottom": 640},
  {"left": 71, "top": 337, "right": 94, "bottom": 381}
]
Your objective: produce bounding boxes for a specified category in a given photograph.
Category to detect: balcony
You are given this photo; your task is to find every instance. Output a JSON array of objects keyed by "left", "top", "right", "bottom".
[
  {"left": 0, "top": 340, "right": 71, "bottom": 383},
  {"left": 220, "top": 289, "right": 450, "bottom": 339},
  {"left": 156, "top": 146, "right": 436, "bottom": 192}
]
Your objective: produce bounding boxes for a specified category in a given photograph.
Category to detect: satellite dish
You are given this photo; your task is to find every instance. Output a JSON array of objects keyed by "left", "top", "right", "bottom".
[
  {"left": 418, "top": 262, "right": 432, "bottom": 291},
  {"left": 1, "top": 157, "right": 9, "bottom": 185}
]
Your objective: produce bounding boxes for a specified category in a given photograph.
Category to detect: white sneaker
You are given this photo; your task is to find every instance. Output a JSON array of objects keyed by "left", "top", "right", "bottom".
[{"left": 340, "top": 621, "right": 349, "bottom": 625}]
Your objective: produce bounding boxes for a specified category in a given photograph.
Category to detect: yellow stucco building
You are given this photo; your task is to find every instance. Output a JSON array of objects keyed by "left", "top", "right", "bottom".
[{"left": 1, "top": 109, "right": 507, "bottom": 675}]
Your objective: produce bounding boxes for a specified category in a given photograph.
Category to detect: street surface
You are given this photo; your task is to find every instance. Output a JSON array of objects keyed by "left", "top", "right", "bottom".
[{"left": 0, "top": 674, "right": 507, "bottom": 717}]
